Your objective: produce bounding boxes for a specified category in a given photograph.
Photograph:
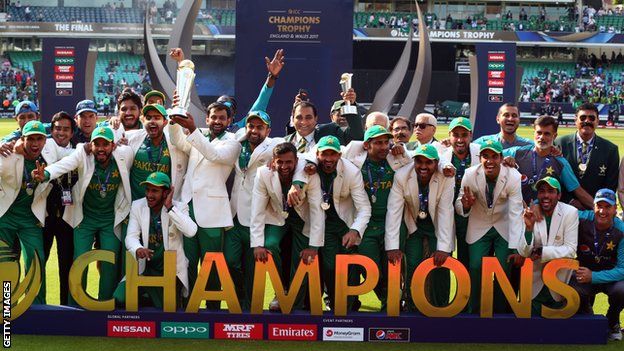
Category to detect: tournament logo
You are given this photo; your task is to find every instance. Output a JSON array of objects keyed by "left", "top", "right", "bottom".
[
  {"left": 322, "top": 327, "right": 364, "bottom": 341},
  {"left": 161, "top": 322, "right": 209, "bottom": 339},
  {"left": 0, "top": 240, "right": 42, "bottom": 320},
  {"left": 214, "top": 323, "right": 263, "bottom": 340},
  {"left": 107, "top": 321, "right": 156, "bottom": 338},
  {"left": 268, "top": 324, "right": 317, "bottom": 341},
  {"left": 368, "top": 327, "right": 410, "bottom": 342}
]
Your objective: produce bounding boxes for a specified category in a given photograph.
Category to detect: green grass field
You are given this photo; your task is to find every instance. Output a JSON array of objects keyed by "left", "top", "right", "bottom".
[{"left": 3, "top": 119, "right": 624, "bottom": 350}]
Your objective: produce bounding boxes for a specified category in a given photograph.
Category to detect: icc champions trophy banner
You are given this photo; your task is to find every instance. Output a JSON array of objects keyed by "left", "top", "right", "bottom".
[
  {"left": 234, "top": 0, "right": 354, "bottom": 134},
  {"left": 39, "top": 38, "right": 91, "bottom": 122}
]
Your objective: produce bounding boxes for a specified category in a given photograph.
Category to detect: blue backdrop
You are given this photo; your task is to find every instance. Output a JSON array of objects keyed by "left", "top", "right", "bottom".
[{"left": 235, "top": 0, "right": 354, "bottom": 135}]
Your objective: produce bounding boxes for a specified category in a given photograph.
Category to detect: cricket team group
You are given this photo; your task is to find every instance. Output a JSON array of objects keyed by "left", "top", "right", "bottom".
[{"left": 1, "top": 49, "right": 624, "bottom": 341}]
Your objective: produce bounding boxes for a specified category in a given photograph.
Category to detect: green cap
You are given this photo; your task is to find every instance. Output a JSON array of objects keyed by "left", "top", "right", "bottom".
[
  {"left": 91, "top": 127, "right": 115, "bottom": 142},
  {"left": 449, "top": 117, "right": 473, "bottom": 132},
  {"left": 331, "top": 100, "right": 345, "bottom": 113},
  {"left": 140, "top": 171, "right": 171, "bottom": 188},
  {"left": 22, "top": 120, "right": 47, "bottom": 137},
  {"left": 142, "top": 103, "right": 168, "bottom": 119},
  {"left": 316, "top": 135, "right": 341, "bottom": 153},
  {"left": 364, "top": 125, "right": 392, "bottom": 142},
  {"left": 413, "top": 144, "right": 439, "bottom": 160},
  {"left": 144, "top": 90, "right": 166, "bottom": 103},
  {"left": 246, "top": 110, "right": 271, "bottom": 127},
  {"left": 479, "top": 139, "right": 503, "bottom": 154},
  {"left": 534, "top": 176, "right": 561, "bottom": 193}
]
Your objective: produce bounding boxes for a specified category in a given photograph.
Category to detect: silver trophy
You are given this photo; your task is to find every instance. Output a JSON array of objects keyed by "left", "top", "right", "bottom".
[
  {"left": 169, "top": 59, "right": 196, "bottom": 118},
  {"left": 339, "top": 73, "right": 358, "bottom": 115}
]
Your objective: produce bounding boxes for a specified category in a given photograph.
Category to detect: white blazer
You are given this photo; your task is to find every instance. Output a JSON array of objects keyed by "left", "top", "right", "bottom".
[
  {"left": 169, "top": 124, "right": 241, "bottom": 228},
  {"left": 231, "top": 135, "right": 284, "bottom": 227},
  {"left": 517, "top": 202, "right": 578, "bottom": 300},
  {"left": 44, "top": 145, "right": 134, "bottom": 239},
  {"left": 455, "top": 164, "right": 524, "bottom": 249},
  {"left": 385, "top": 164, "right": 455, "bottom": 252},
  {"left": 440, "top": 142, "right": 481, "bottom": 169},
  {"left": 127, "top": 126, "right": 189, "bottom": 201},
  {"left": 125, "top": 198, "right": 198, "bottom": 297},
  {"left": 0, "top": 138, "right": 62, "bottom": 225},
  {"left": 250, "top": 159, "right": 325, "bottom": 248},
  {"left": 342, "top": 140, "right": 412, "bottom": 171}
]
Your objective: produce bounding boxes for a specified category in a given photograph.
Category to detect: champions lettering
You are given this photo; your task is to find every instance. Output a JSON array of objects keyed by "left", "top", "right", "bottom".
[
  {"left": 63, "top": 250, "right": 580, "bottom": 319},
  {"left": 268, "top": 15, "right": 321, "bottom": 34}
]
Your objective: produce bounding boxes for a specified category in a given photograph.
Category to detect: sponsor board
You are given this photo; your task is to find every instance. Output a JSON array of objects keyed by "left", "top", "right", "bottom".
[
  {"left": 54, "top": 74, "right": 74, "bottom": 81},
  {"left": 368, "top": 328, "right": 410, "bottom": 342},
  {"left": 107, "top": 321, "right": 156, "bottom": 338},
  {"left": 54, "top": 65, "right": 75, "bottom": 73},
  {"left": 487, "top": 62, "right": 505, "bottom": 70},
  {"left": 322, "top": 327, "right": 364, "bottom": 341},
  {"left": 268, "top": 324, "right": 317, "bottom": 341},
  {"left": 55, "top": 89, "right": 73, "bottom": 96},
  {"left": 488, "top": 71, "right": 505, "bottom": 79},
  {"left": 488, "top": 87, "right": 504, "bottom": 94},
  {"left": 488, "top": 79, "right": 505, "bottom": 87},
  {"left": 55, "top": 82, "right": 73, "bottom": 89},
  {"left": 488, "top": 95, "right": 503, "bottom": 102},
  {"left": 214, "top": 323, "right": 262, "bottom": 340},
  {"left": 161, "top": 322, "right": 210, "bottom": 339},
  {"left": 487, "top": 53, "right": 506, "bottom": 61},
  {"left": 54, "top": 48, "right": 75, "bottom": 56}
]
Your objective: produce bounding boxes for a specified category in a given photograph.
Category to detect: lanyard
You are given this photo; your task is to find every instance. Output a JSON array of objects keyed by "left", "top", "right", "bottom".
[
  {"left": 238, "top": 140, "right": 252, "bottom": 171},
  {"left": 576, "top": 137, "right": 594, "bottom": 165},
  {"left": 145, "top": 137, "right": 165, "bottom": 172},
  {"left": 96, "top": 162, "right": 114, "bottom": 195},
  {"left": 320, "top": 172, "right": 336, "bottom": 205},
  {"left": 23, "top": 156, "right": 44, "bottom": 193},
  {"left": 150, "top": 209, "right": 163, "bottom": 247},
  {"left": 486, "top": 181, "right": 495, "bottom": 208},
  {"left": 530, "top": 151, "right": 551, "bottom": 184},
  {"left": 365, "top": 160, "right": 386, "bottom": 201},
  {"left": 418, "top": 184, "right": 429, "bottom": 212},
  {"left": 454, "top": 153, "right": 470, "bottom": 185},
  {"left": 590, "top": 224, "right": 612, "bottom": 259}
]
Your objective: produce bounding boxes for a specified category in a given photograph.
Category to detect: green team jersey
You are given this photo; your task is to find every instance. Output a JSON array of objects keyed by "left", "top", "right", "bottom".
[
  {"left": 130, "top": 137, "right": 171, "bottom": 200},
  {"left": 361, "top": 158, "right": 394, "bottom": 222},
  {"left": 6, "top": 158, "right": 39, "bottom": 221},
  {"left": 146, "top": 209, "right": 164, "bottom": 273},
  {"left": 83, "top": 160, "right": 121, "bottom": 223}
]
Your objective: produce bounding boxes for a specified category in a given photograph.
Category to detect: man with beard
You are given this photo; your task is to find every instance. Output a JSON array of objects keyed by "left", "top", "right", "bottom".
[
  {"left": 114, "top": 172, "right": 197, "bottom": 308},
  {"left": 34, "top": 126, "right": 134, "bottom": 305},
  {"left": 389, "top": 117, "right": 412, "bottom": 146},
  {"left": 227, "top": 110, "right": 282, "bottom": 310},
  {"left": 0, "top": 121, "right": 57, "bottom": 304},
  {"left": 110, "top": 90, "right": 144, "bottom": 142},
  {"left": 440, "top": 117, "right": 481, "bottom": 270},
  {"left": 572, "top": 189, "right": 624, "bottom": 341},
  {"left": 515, "top": 177, "right": 578, "bottom": 316},
  {"left": 456, "top": 140, "right": 523, "bottom": 313},
  {"left": 250, "top": 142, "right": 324, "bottom": 311},
  {"left": 474, "top": 103, "right": 533, "bottom": 149},
  {"left": 386, "top": 144, "right": 455, "bottom": 309},
  {"left": 341, "top": 125, "right": 411, "bottom": 310},
  {"left": 285, "top": 101, "right": 364, "bottom": 153},
  {"left": 311, "top": 136, "right": 371, "bottom": 311},
  {"left": 169, "top": 102, "right": 241, "bottom": 310},
  {"left": 503, "top": 116, "right": 594, "bottom": 208},
  {"left": 555, "top": 103, "right": 619, "bottom": 201}
]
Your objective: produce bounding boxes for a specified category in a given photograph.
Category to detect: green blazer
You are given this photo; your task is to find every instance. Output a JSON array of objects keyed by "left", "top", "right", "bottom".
[{"left": 555, "top": 133, "right": 619, "bottom": 197}]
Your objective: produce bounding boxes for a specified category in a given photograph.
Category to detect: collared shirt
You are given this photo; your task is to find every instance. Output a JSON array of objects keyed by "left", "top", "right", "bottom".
[{"left": 293, "top": 131, "right": 316, "bottom": 153}]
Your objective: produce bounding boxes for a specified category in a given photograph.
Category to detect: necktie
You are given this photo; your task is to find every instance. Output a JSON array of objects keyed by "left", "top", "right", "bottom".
[{"left": 297, "top": 137, "right": 307, "bottom": 153}]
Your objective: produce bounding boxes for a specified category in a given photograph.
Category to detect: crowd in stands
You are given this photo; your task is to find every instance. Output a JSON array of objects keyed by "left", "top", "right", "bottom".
[
  {"left": 0, "top": 56, "right": 37, "bottom": 113},
  {"left": 95, "top": 56, "right": 151, "bottom": 115}
]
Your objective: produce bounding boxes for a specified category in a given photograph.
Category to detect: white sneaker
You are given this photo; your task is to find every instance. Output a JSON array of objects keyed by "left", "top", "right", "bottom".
[
  {"left": 269, "top": 296, "right": 280, "bottom": 312},
  {"left": 608, "top": 324, "right": 622, "bottom": 341}
]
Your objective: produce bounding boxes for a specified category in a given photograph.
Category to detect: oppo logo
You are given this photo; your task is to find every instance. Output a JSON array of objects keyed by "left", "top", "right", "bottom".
[
  {"left": 163, "top": 326, "right": 208, "bottom": 334},
  {"left": 161, "top": 322, "right": 210, "bottom": 339}
]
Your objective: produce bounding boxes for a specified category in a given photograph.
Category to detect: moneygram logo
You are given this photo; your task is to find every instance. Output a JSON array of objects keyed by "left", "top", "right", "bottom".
[
  {"left": 368, "top": 328, "right": 410, "bottom": 342},
  {"left": 268, "top": 324, "right": 316, "bottom": 341},
  {"left": 161, "top": 322, "right": 209, "bottom": 339},
  {"left": 214, "top": 323, "right": 262, "bottom": 340},
  {"left": 322, "top": 327, "right": 364, "bottom": 341},
  {"left": 0, "top": 240, "right": 42, "bottom": 320},
  {"left": 107, "top": 321, "right": 156, "bottom": 338}
]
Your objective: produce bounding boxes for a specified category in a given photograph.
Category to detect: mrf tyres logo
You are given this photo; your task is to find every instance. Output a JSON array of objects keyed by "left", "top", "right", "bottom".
[
  {"left": 368, "top": 328, "right": 410, "bottom": 342},
  {"left": 322, "top": 327, "right": 364, "bottom": 341},
  {"left": 214, "top": 323, "right": 262, "bottom": 339},
  {"left": 0, "top": 240, "right": 42, "bottom": 321}
]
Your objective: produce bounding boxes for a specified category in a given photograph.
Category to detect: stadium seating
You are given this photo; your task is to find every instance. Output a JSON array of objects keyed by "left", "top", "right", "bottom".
[
  {"left": 7, "top": 51, "right": 42, "bottom": 74},
  {"left": 93, "top": 52, "right": 145, "bottom": 102}
]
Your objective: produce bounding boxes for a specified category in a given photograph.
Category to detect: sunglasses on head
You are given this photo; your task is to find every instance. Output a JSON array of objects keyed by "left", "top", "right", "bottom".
[
  {"left": 578, "top": 114, "right": 597, "bottom": 122},
  {"left": 415, "top": 123, "right": 434, "bottom": 129}
]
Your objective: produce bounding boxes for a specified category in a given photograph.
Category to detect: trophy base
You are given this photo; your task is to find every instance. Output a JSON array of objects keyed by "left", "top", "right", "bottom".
[
  {"left": 168, "top": 106, "right": 189, "bottom": 118},
  {"left": 340, "top": 105, "right": 358, "bottom": 116}
]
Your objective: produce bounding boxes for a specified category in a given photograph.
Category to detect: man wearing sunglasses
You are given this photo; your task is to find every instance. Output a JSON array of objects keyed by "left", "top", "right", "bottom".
[
  {"left": 555, "top": 103, "right": 619, "bottom": 207},
  {"left": 474, "top": 103, "right": 533, "bottom": 150},
  {"left": 405, "top": 113, "right": 443, "bottom": 152}
]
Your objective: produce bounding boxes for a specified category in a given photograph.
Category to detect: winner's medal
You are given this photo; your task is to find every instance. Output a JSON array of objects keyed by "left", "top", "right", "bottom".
[
  {"left": 99, "top": 190, "right": 107, "bottom": 198},
  {"left": 321, "top": 202, "right": 330, "bottom": 211},
  {"left": 371, "top": 194, "right": 377, "bottom": 204},
  {"left": 26, "top": 184, "right": 34, "bottom": 196},
  {"left": 418, "top": 210, "right": 427, "bottom": 219},
  {"left": 579, "top": 163, "right": 587, "bottom": 172}
]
